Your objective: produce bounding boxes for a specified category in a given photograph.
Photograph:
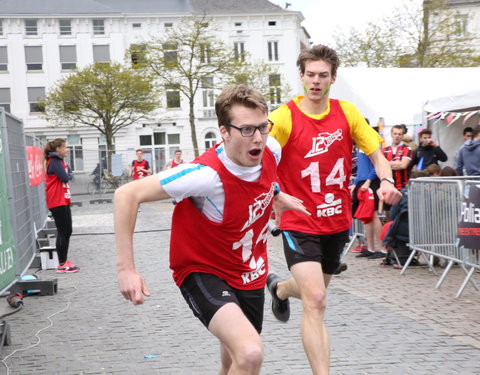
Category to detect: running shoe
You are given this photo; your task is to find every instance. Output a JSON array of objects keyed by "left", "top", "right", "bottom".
[
  {"left": 57, "top": 260, "right": 80, "bottom": 273},
  {"left": 333, "top": 262, "right": 348, "bottom": 275},
  {"left": 368, "top": 251, "right": 387, "bottom": 260},
  {"left": 266, "top": 273, "right": 290, "bottom": 322},
  {"left": 351, "top": 244, "right": 367, "bottom": 253},
  {"left": 356, "top": 249, "right": 375, "bottom": 258}
]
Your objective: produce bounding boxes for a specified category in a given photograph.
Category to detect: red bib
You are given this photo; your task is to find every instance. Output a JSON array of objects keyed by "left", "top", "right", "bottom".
[
  {"left": 277, "top": 99, "right": 353, "bottom": 234},
  {"left": 170, "top": 144, "right": 277, "bottom": 290}
]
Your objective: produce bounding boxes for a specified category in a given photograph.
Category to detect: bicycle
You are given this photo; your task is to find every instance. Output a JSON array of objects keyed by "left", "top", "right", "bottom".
[{"left": 87, "top": 172, "right": 130, "bottom": 195}]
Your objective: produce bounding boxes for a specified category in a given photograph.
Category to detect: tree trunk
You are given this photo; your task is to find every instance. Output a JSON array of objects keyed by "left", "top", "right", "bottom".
[
  {"left": 105, "top": 125, "right": 114, "bottom": 174},
  {"left": 189, "top": 98, "right": 199, "bottom": 157}
]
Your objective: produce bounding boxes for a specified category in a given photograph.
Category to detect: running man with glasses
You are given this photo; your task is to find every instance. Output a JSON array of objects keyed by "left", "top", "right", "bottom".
[{"left": 115, "top": 85, "right": 309, "bottom": 374}]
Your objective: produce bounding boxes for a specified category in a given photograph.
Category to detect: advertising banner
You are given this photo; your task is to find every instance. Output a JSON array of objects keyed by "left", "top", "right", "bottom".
[
  {"left": 26, "top": 145, "right": 45, "bottom": 187},
  {"left": 458, "top": 184, "right": 480, "bottom": 249},
  {"left": 0, "top": 127, "right": 16, "bottom": 291}
]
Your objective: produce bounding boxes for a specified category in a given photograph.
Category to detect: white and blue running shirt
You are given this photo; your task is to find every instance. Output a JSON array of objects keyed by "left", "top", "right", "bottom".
[{"left": 158, "top": 136, "right": 281, "bottom": 223}]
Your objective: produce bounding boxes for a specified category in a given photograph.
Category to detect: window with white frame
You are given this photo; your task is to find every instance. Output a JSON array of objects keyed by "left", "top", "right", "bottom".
[
  {"left": 25, "top": 46, "right": 43, "bottom": 71},
  {"left": 132, "top": 23, "right": 142, "bottom": 29},
  {"left": 59, "top": 19, "right": 72, "bottom": 35},
  {"left": 93, "top": 45, "right": 110, "bottom": 62},
  {"left": 66, "top": 135, "right": 84, "bottom": 171},
  {"left": 27, "top": 87, "right": 45, "bottom": 112},
  {"left": 130, "top": 43, "right": 146, "bottom": 66},
  {"left": 204, "top": 132, "right": 218, "bottom": 150},
  {"left": 234, "top": 42, "right": 245, "bottom": 62},
  {"left": 163, "top": 42, "right": 178, "bottom": 66},
  {"left": 199, "top": 43, "right": 211, "bottom": 63},
  {"left": 269, "top": 74, "right": 282, "bottom": 104},
  {"left": 454, "top": 13, "right": 469, "bottom": 36},
  {"left": 0, "top": 47, "right": 7, "bottom": 71},
  {"left": 0, "top": 88, "right": 11, "bottom": 113},
  {"left": 202, "top": 77, "right": 214, "bottom": 108},
  {"left": 25, "top": 19, "right": 38, "bottom": 36},
  {"left": 139, "top": 132, "right": 180, "bottom": 173},
  {"left": 164, "top": 22, "right": 173, "bottom": 28},
  {"left": 0, "top": 20, "right": 3, "bottom": 36},
  {"left": 98, "top": 133, "right": 110, "bottom": 171},
  {"left": 92, "top": 19, "right": 105, "bottom": 35},
  {"left": 165, "top": 85, "right": 180, "bottom": 108},
  {"left": 59, "top": 45, "right": 77, "bottom": 70},
  {"left": 267, "top": 41, "right": 279, "bottom": 62}
]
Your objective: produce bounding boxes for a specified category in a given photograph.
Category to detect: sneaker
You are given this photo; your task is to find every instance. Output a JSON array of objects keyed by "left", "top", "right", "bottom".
[
  {"left": 351, "top": 244, "right": 367, "bottom": 253},
  {"left": 266, "top": 273, "right": 290, "bottom": 322},
  {"left": 57, "top": 260, "right": 79, "bottom": 273},
  {"left": 368, "top": 251, "right": 387, "bottom": 260},
  {"left": 356, "top": 249, "right": 374, "bottom": 258},
  {"left": 333, "top": 262, "right": 348, "bottom": 275}
]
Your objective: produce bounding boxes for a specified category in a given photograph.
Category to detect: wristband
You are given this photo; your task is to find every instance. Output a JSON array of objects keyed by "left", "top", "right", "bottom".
[{"left": 274, "top": 182, "right": 281, "bottom": 196}]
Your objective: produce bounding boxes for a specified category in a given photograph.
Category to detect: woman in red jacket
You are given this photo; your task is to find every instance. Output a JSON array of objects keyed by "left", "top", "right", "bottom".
[{"left": 44, "top": 138, "right": 79, "bottom": 273}]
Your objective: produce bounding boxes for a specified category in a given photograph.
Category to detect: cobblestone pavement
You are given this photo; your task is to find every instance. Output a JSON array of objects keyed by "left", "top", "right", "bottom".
[{"left": 1, "top": 198, "right": 479, "bottom": 374}]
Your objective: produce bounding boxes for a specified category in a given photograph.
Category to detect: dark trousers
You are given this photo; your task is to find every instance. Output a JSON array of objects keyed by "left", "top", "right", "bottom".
[{"left": 50, "top": 205, "right": 72, "bottom": 264}]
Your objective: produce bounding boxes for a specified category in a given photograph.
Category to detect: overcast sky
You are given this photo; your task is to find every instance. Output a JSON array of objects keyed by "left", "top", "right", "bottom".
[{"left": 272, "top": 0, "right": 422, "bottom": 45}]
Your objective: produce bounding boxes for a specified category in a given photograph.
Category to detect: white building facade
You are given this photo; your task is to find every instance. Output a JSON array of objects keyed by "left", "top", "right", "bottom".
[{"left": 0, "top": 0, "right": 309, "bottom": 175}]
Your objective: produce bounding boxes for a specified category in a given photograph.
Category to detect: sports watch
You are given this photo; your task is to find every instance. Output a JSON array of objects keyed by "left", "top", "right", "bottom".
[{"left": 381, "top": 177, "right": 395, "bottom": 185}]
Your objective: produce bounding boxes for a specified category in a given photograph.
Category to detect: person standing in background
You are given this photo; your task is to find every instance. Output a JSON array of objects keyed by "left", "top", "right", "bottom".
[
  {"left": 130, "top": 149, "right": 151, "bottom": 180},
  {"left": 453, "top": 127, "right": 473, "bottom": 174},
  {"left": 409, "top": 129, "right": 447, "bottom": 171},
  {"left": 383, "top": 125, "right": 412, "bottom": 191},
  {"left": 164, "top": 149, "right": 184, "bottom": 170},
  {"left": 44, "top": 138, "right": 79, "bottom": 273}
]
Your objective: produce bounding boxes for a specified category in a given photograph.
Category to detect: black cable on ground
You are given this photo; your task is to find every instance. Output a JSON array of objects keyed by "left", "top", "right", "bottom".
[{"left": 0, "top": 295, "right": 24, "bottom": 319}]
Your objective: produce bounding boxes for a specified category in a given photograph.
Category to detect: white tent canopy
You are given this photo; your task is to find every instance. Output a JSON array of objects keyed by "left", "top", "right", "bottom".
[
  {"left": 424, "top": 89, "right": 480, "bottom": 113},
  {"left": 330, "top": 67, "right": 480, "bottom": 126}
]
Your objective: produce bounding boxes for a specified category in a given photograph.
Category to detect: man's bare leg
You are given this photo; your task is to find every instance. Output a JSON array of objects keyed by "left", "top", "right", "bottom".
[
  {"left": 209, "top": 303, "right": 263, "bottom": 375},
  {"left": 276, "top": 262, "right": 332, "bottom": 375}
]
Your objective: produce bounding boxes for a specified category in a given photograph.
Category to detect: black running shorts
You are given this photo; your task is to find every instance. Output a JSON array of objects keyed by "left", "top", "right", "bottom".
[
  {"left": 282, "top": 230, "right": 349, "bottom": 274},
  {"left": 179, "top": 272, "right": 265, "bottom": 333}
]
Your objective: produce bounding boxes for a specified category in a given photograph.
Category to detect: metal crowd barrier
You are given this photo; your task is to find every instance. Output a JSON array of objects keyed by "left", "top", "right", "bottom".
[
  {"left": 404, "top": 177, "right": 480, "bottom": 297},
  {"left": 343, "top": 218, "right": 365, "bottom": 257}
]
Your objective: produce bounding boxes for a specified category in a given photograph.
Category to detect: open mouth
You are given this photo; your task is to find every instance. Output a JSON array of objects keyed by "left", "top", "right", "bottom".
[
  {"left": 311, "top": 88, "right": 321, "bottom": 93},
  {"left": 249, "top": 149, "right": 261, "bottom": 157}
]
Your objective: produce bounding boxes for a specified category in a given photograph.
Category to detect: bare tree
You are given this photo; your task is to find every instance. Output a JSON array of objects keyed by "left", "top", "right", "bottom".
[
  {"left": 334, "top": 0, "right": 480, "bottom": 67},
  {"left": 129, "top": 16, "right": 289, "bottom": 157}
]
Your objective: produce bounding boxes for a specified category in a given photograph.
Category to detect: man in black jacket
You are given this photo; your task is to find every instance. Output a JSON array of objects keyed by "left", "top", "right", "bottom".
[{"left": 409, "top": 129, "right": 447, "bottom": 171}]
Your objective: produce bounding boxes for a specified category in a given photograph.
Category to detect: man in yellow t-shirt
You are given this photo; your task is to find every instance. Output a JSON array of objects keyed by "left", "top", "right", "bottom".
[{"left": 267, "top": 44, "right": 401, "bottom": 375}]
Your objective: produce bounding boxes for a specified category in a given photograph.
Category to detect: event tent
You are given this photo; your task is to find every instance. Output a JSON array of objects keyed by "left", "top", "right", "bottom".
[{"left": 330, "top": 67, "right": 480, "bottom": 162}]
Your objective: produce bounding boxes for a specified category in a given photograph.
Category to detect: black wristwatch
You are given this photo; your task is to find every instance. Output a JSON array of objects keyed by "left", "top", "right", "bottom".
[{"left": 381, "top": 177, "right": 395, "bottom": 185}]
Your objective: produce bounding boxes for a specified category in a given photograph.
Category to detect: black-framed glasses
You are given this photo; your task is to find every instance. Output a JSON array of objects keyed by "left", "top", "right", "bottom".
[{"left": 224, "top": 120, "right": 274, "bottom": 137}]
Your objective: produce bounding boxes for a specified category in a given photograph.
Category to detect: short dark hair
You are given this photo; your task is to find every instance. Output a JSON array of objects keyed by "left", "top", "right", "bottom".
[
  {"left": 135, "top": 149, "right": 143, "bottom": 153},
  {"left": 392, "top": 124, "right": 406, "bottom": 134},
  {"left": 440, "top": 166, "right": 458, "bottom": 176},
  {"left": 463, "top": 127, "right": 473, "bottom": 135},
  {"left": 410, "top": 170, "right": 428, "bottom": 179},
  {"left": 426, "top": 163, "right": 440, "bottom": 176},
  {"left": 419, "top": 129, "right": 432, "bottom": 137},
  {"left": 296, "top": 45, "right": 340, "bottom": 77},
  {"left": 215, "top": 85, "right": 267, "bottom": 128}
]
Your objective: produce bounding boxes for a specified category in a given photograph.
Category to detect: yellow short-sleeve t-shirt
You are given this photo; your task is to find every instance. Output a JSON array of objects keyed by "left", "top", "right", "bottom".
[{"left": 269, "top": 96, "right": 381, "bottom": 155}]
